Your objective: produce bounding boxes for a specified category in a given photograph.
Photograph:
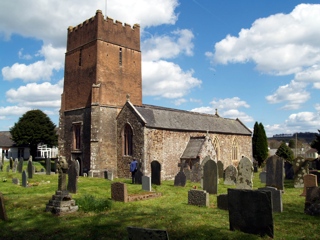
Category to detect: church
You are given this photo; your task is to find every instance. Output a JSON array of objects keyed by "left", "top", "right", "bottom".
[{"left": 58, "top": 10, "right": 252, "bottom": 180}]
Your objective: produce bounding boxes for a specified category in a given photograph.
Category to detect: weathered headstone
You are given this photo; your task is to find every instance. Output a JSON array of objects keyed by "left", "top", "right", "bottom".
[
  {"left": 12, "top": 178, "right": 19, "bottom": 185},
  {"left": 300, "top": 174, "right": 318, "bottom": 197},
  {"left": 294, "top": 157, "right": 309, "bottom": 188},
  {"left": 190, "top": 162, "right": 201, "bottom": 182},
  {"left": 258, "top": 186, "right": 283, "bottom": 212},
  {"left": 67, "top": 160, "right": 78, "bottom": 194},
  {"left": 104, "top": 170, "right": 114, "bottom": 181},
  {"left": 27, "top": 159, "right": 33, "bottom": 179},
  {"left": 217, "top": 194, "right": 228, "bottom": 210},
  {"left": 0, "top": 193, "right": 8, "bottom": 221},
  {"left": 45, "top": 157, "right": 51, "bottom": 175},
  {"left": 174, "top": 162, "right": 186, "bottom": 187},
  {"left": 58, "top": 157, "right": 68, "bottom": 191},
  {"left": 142, "top": 176, "right": 151, "bottom": 191},
  {"left": 236, "top": 157, "right": 253, "bottom": 189},
  {"left": 127, "top": 226, "right": 169, "bottom": 240},
  {"left": 22, "top": 170, "right": 28, "bottom": 187},
  {"left": 266, "top": 155, "right": 284, "bottom": 190},
  {"left": 228, "top": 189, "right": 273, "bottom": 238},
  {"left": 259, "top": 171, "right": 266, "bottom": 184},
  {"left": 17, "top": 157, "right": 24, "bottom": 173},
  {"left": 224, "top": 165, "right": 237, "bottom": 185},
  {"left": 111, "top": 182, "right": 128, "bottom": 202},
  {"left": 188, "top": 189, "right": 209, "bottom": 207},
  {"left": 217, "top": 160, "right": 224, "bottom": 179},
  {"left": 9, "top": 157, "right": 13, "bottom": 169},
  {"left": 151, "top": 161, "right": 161, "bottom": 185},
  {"left": 305, "top": 187, "right": 320, "bottom": 216},
  {"left": 203, "top": 159, "right": 218, "bottom": 194},
  {"left": 12, "top": 158, "right": 18, "bottom": 173}
]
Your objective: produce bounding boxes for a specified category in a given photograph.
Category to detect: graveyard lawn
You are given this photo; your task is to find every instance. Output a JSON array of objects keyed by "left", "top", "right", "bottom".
[{"left": 0, "top": 162, "right": 320, "bottom": 240}]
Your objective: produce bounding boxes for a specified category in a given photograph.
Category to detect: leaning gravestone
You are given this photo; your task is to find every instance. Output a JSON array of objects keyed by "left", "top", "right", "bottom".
[
  {"left": 127, "top": 226, "right": 169, "bottom": 240},
  {"left": 228, "top": 189, "right": 273, "bottom": 238},
  {"left": 258, "top": 186, "right": 283, "bottom": 213},
  {"left": 22, "top": 170, "right": 28, "bottom": 187},
  {"left": 236, "top": 157, "right": 253, "bottom": 189},
  {"left": 300, "top": 174, "right": 318, "bottom": 197},
  {"left": 224, "top": 165, "right": 237, "bottom": 185},
  {"left": 266, "top": 155, "right": 284, "bottom": 190},
  {"left": 27, "top": 159, "right": 33, "bottom": 179},
  {"left": 294, "top": 157, "right": 309, "bottom": 188},
  {"left": 45, "top": 156, "right": 78, "bottom": 215},
  {"left": 0, "top": 193, "right": 8, "bottom": 221},
  {"left": 142, "top": 176, "right": 152, "bottom": 191},
  {"left": 67, "top": 160, "right": 78, "bottom": 194},
  {"left": 202, "top": 159, "right": 218, "bottom": 194},
  {"left": 174, "top": 162, "right": 187, "bottom": 187}
]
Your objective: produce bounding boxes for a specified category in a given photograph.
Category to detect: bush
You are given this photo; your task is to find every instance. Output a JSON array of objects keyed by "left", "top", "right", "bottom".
[{"left": 77, "top": 194, "right": 112, "bottom": 213}]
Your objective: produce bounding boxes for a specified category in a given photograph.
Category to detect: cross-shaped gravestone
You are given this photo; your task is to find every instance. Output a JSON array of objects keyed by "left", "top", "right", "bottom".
[{"left": 174, "top": 161, "right": 187, "bottom": 187}]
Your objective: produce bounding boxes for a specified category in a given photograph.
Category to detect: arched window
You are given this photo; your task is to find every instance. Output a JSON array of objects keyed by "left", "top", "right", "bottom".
[
  {"left": 232, "top": 138, "right": 239, "bottom": 161},
  {"left": 123, "top": 124, "right": 133, "bottom": 156},
  {"left": 212, "top": 136, "right": 220, "bottom": 160}
]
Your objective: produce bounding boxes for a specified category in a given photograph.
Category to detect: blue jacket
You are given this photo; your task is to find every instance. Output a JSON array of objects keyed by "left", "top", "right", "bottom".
[{"left": 130, "top": 160, "right": 138, "bottom": 172}]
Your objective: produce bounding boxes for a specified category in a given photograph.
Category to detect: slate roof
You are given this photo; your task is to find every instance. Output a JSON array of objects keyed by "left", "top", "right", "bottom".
[
  {"left": 180, "top": 137, "right": 205, "bottom": 159},
  {"left": 0, "top": 131, "right": 15, "bottom": 147},
  {"left": 134, "top": 104, "right": 252, "bottom": 135}
]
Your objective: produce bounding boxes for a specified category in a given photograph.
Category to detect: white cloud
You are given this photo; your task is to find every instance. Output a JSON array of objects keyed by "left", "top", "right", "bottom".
[
  {"left": 191, "top": 106, "right": 213, "bottom": 114},
  {"left": 18, "top": 48, "right": 32, "bottom": 60},
  {"left": 173, "top": 98, "right": 187, "bottom": 106},
  {"left": 210, "top": 4, "right": 320, "bottom": 76},
  {"left": 6, "top": 80, "right": 63, "bottom": 108},
  {"left": 0, "top": 106, "right": 32, "bottom": 117},
  {"left": 210, "top": 97, "right": 250, "bottom": 110},
  {"left": 142, "top": 60, "right": 201, "bottom": 98},
  {"left": 265, "top": 80, "right": 310, "bottom": 109},
  {"left": 2, "top": 44, "right": 64, "bottom": 82},
  {"left": 142, "top": 29, "right": 194, "bottom": 61}
]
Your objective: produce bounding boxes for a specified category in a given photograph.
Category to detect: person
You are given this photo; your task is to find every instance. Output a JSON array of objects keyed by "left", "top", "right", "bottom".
[{"left": 130, "top": 159, "right": 138, "bottom": 184}]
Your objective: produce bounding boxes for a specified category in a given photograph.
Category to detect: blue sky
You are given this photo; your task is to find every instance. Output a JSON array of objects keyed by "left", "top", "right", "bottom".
[{"left": 0, "top": 0, "right": 320, "bottom": 137}]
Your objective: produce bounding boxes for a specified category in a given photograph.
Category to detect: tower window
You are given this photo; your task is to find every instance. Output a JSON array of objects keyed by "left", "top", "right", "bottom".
[{"left": 119, "top": 48, "right": 122, "bottom": 66}]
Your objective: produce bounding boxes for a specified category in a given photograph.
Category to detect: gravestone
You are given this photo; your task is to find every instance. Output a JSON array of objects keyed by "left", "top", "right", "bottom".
[
  {"left": 142, "top": 176, "right": 152, "bottom": 191},
  {"left": 67, "top": 160, "right": 78, "bottom": 194},
  {"left": 9, "top": 157, "right": 13, "bottom": 169},
  {"left": 127, "top": 226, "right": 169, "bottom": 240},
  {"left": 258, "top": 186, "right": 283, "bottom": 212},
  {"left": 111, "top": 182, "right": 128, "bottom": 202},
  {"left": 22, "top": 170, "right": 28, "bottom": 187},
  {"left": 57, "top": 157, "right": 68, "bottom": 191},
  {"left": 266, "top": 155, "right": 284, "bottom": 190},
  {"left": 27, "top": 159, "right": 33, "bottom": 179},
  {"left": 12, "top": 159, "right": 18, "bottom": 173},
  {"left": 188, "top": 189, "right": 209, "bottom": 207},
  {"left": 190, "top": 162, "right": 201, "bottom": 182},
  {"left": 174, "top": 162, "right": 186, "bottom": 187},
  {"left": 17, "top": 157, "right": 23, "bottom": 173},
  {"left": 228, "top": 189, "right": 273, "bottom": 238},
  {"left": 284, "top": 161, "right": 294, "bottom": 179},
  {"left": 294, "top": 157, "right": 309, "bottom": 188},
  {"left": 202, "top": 159, "right": 218, "bottom": 194},
  {"left": 104, "top": 170, "right": 114, "bottom": 181},
  {"left": 236, "top": 157, "right": 253, "bottom": 189},
  {"left": 300, "top": 174, "right": 318, "bottom": 197},
  {"left": 259, "top": 171, "right": 266, "bottom": 184},
  {"left": 45, "top": 157, "right": 51, "bottom": 175},
  {"left": 12, "top": 178, "right": 19, "bottom": 185},
  {"left": 0, "top": 193, "right": 8, "bottom": 221},
  {"left": 224, "top": 165, "right": 237, "bottom": 185},
  {"left": 305, "top": 187, "right": 320, "bottom": 216},
  {"left": 217, "top": 160, "right": 224, "bottom": 179},
  {"left": 151, "top": 161, "right": 161, "bottom": 185},
  {"left": 217, "top": 194, "right": 228, "bottom": 210},
  {"left": 6, "top": 165, "right": 10, "bottom": 173}
]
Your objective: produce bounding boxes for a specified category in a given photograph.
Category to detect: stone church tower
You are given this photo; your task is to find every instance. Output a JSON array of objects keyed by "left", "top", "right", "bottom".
[{"left": 59, "top": 10, "right": 142, "bottom": 176}]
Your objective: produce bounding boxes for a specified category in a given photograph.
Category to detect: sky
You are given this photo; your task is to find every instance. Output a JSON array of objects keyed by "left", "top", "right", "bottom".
[{"left": 0, "top": 0, "right": 320, "bottom": 137}]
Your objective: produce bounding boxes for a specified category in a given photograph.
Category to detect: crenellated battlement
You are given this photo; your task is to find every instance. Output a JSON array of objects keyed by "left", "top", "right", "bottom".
[{"left": 66, "top": 10, "right": 140, "bottom": 51}]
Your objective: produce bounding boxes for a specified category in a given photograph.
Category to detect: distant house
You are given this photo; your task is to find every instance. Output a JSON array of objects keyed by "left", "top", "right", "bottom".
[
  {"left": 0, "top": 131, "right": 58, "bottom": 160},
  {"left": 305, "top": 148, "right": 319, "bottom": 160}
]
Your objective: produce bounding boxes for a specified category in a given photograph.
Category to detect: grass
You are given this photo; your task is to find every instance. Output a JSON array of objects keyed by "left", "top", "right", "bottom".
[{"left": 0, "top": 160, "right": 320, "bottom": 240}]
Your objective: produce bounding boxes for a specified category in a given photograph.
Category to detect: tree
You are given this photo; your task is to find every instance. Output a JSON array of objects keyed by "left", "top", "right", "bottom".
[
  {"left": 311, "top": 129, "right": 320, "bottom": 154},
  {"left": 10, "top": 110, "right": 58, "bottom": 159},
  {"left": 252, "top": 122, "right": 269, "bottom": 167},
  {"left": 276, "top": 142, "right": 294, "bottom": 162},
  {"left": 288, "top": 139, "right": 295, "bottom": 148}
]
